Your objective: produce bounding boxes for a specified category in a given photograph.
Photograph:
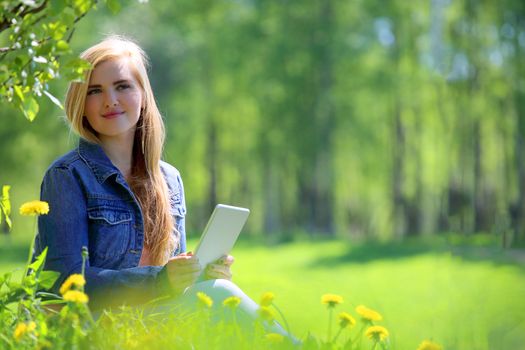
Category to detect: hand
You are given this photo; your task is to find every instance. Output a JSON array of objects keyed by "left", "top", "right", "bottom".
[
  {"left": 204, "top": 255, "right": 234, "bottom": 281},
  {"left": 165, "top": 252, "right": 202, "bottom": 295}
]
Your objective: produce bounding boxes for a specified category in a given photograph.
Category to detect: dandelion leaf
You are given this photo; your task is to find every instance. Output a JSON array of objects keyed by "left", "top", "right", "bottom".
[
  {"left": 38, "top": 270, "right": 60, "bottom": 290},
  {"left": 28, "top": 247, "right": 48, "bottom": 273}
]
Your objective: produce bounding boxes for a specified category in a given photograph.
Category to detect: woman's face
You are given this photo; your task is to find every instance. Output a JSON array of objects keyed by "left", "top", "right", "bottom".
[{"left": 84, "top": 57, "right": 143, "bottom": 141}]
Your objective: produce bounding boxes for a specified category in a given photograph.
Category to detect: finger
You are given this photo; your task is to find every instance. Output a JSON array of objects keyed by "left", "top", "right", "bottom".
[
  {"left": 206, "top": 265, "right": 232, "bottom": 280},
  {"left": 207, "top": 268, "right": 232, "bottom": 281},
  {"left": 168, "top": 263, "right": 202, "bottom": 274},
  {"left": 216, "top": 255, "right": 235, "bottom": 266},
  {"left": 169, "top": 255, "right": 200, "bottom": 265}
]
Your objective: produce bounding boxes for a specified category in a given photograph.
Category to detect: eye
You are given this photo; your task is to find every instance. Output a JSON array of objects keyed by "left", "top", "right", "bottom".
[
  {"left": 87, "top": 88, "right": 101, "bottom": 96},
  {"left": 116, "top": 83, "right": 132, "bottom": 91}
]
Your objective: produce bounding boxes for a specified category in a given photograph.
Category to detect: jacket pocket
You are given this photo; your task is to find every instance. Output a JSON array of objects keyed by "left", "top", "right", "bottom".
[{"left": 87, "top": 206, "right": 132, "bottom": 258}]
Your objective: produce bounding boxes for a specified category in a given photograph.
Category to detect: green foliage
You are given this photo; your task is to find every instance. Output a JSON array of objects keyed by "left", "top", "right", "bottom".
[
  {"left": 0, "top": 185, "right": 12, "bottom": 230},
  {"left": 2, "top": 236, "right": 524, "bottom": 349},
  {"left": 0, "top": 255, "right": 397, "bottom": 350},
  {"left": 1, "top": 0, "right": 524, "bottom": 242},
  {"left": 0, "top": 0, "right": 146, "bottom": 121}
]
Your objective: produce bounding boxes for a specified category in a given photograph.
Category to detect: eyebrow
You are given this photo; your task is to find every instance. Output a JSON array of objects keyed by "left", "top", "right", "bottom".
[{"left": 87, "top": 79, "right": 132, "bottom": 89}]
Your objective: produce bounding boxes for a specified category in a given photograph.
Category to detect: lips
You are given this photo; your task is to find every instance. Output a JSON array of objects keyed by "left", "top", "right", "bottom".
[{"left": 102, "top": 111, "right": 124, "bottom": 119}]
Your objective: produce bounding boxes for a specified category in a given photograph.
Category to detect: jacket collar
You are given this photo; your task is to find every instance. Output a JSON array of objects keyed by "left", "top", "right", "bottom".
[{"left": 77, "top": 138, "right": 120, "bottom": 184}]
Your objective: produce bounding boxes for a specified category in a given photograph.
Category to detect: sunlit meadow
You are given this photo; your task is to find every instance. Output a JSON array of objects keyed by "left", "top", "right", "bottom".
[{"left": 1, "top": 199, "right": 524, "bottom": 349}]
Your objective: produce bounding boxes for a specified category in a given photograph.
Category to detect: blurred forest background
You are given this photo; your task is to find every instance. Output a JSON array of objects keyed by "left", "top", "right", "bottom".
[{"left": 1, "top": 0, "right": 525, "bottom": 245}]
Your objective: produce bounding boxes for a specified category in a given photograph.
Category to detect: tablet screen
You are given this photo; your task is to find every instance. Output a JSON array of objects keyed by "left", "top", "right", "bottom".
[{"left": 194, "top": 204, "right": 250, "bottom": 269}]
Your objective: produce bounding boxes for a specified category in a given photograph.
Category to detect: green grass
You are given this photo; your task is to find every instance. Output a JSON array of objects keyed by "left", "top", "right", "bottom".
[
  {"left": 2, "top": 236, "right": 525, "bottom": 349},
  {"left": 230, "top": 238, "right": 525, "bottom": 350}
]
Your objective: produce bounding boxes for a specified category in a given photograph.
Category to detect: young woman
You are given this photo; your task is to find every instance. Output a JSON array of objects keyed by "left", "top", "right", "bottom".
[{"left": 34, "top": 36, "right": 268, "bottom": 324}]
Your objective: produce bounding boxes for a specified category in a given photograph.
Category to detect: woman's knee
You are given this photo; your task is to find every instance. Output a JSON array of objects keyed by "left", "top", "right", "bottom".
[{"left": 188, "top": 279, "right": 244, "bottom": 300}]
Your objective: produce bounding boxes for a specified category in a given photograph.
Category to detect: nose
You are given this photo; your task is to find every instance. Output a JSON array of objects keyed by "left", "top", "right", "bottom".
[{"left": 104, "top": 90, "right": 118, "bottom": 108}]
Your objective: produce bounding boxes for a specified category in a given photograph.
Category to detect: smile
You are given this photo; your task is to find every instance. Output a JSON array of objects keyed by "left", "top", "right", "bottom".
[{"left": 102, "top": 111, "right": 124, "bottom": 119}]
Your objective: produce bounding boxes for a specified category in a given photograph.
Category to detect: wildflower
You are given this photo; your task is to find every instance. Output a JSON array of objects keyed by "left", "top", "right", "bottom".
[
  {"left": 63, "top": 290, "right": 89, "bottom": 303},
  {"left": 260, "top": 292, "right": 275, "bottom": 307},
  {"left": 265, "top": 333, "right": 284, "bottom": 344},
  {"left": 338, "top": 312, "right": 356, "bottom": 329},
  {"left": 19, "top": 200, "right": 49, "bottom": 216},
  {"left": 417, "top": 340, "right": 443, "bottom": 350},
  {"left": 13, "top": 321, "right": 36, "bottom": 341},
  {"left": 365, "top": 325, "right": 389, "bottom": 341},
  {"left": 356, "top": 305, "right": 382, "bottom": 322},
  {"left": 223, "top": 296, "right": 241, "bottom": 309},
  {"left": 59, "top": 274, "right": 86, "bottom": 295},
  {"left": 257, "top": 306, "right": 275, "bottom": 322},
  {"left": 321, "top": 294, "right": 343, "bottom": 308},
  {"left": 197, "top": 292, "right": 213, "bottom": 308}
]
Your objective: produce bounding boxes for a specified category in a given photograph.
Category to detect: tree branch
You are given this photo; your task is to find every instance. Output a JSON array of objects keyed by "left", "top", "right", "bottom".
[{"left": 0, "top": 1, "right": 48, "bottom": 34}]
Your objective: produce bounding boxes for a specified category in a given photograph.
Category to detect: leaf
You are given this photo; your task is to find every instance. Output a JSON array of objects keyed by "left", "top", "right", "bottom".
[
  {"left": 13, "top": 85, "right": 24, "bottom": 102},
  {"left": 73, "top": 0, "right": 95, "bottom": 14},
  {"left": 55, "top": 40, "right": 70, "bottom": 53},
  {"left": 28, "top": 247, "right": 48, "bottom": 273},
  {"left": 41, "top": 299, "right": 67, "bottom": 306},
  {"left": 36, "top": 291, "right": 61, "bottom": 299},
  {"left": 0, "top": 185, "right": 12, "bottom": 230},
  {"left": 63, "top": 57, "right": 92, "bottom": 81},
  {"left": 49, "top": 0, "right": 68, "bottom": 16},
  {"left": 2, "top": 185, "right": 11, "bottom": 212},
  {"left": 20, "top": 95, "right": 39, "bottom": 121},
  {"left": 43, "top": 90, "right": 64, "bottom": 109},
  {"left": 38, "top": 270, "right": 60, "bottom": 289},
  {"left": 106, "top": 0, "right": 121, "bottom": 14},
  {"left": 5, "top": 215, "right": 12, "bottom": 229}
]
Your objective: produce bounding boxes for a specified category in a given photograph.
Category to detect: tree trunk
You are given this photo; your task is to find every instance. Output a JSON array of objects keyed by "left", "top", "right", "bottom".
[
  {"left": 311, "top": 0, "right": 335, "bottom": 234},
  {"left": 392, "top": 101, "right": 407, "bottom": 237},
  {"left": 511, "top": 13, "right": 525, "bottom": 244}
]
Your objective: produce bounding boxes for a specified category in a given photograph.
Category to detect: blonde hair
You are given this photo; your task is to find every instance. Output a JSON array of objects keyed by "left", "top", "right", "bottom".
[{"left": 65, "top": 36, "right": 177, "bottom": 265}]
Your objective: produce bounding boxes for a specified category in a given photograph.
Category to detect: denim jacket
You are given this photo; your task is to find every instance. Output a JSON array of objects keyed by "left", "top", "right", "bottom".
[{"left": 35, "top": 138, "right": 186, "bottom": 309}]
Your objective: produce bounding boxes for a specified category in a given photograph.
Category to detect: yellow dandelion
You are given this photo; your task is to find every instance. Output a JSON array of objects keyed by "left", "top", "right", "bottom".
[
  {"left": 13, "top": 323, "right": 27, "bottom": 341},
  {"left": 338, "top": 312, "right": 356, "bottom": 329},
  {"left": 223, "top": 296, "right": 241, "bottom": 309},
  {"left": 19, "top": 200, "right": 49, "bottom": 216},
  {"left": 321, "top": 293, "right": 343, "bottom": 308},
  {"left": 196, "top": 292, "right": 213, "bottom": 308},
  {"left": 13, "top": 321, "right": 36, "bottom": 341},
  {"left": 59, "top": 274, "right": 86, "bottom": 295},
  {"left": 365, "top": 325, "right": 389, "bottom": 341},
  {"left": 257, "top": 306, "right": 275, "bottom": 322},
  {"left": 265, "top": 333, "right": 284, "bottom": 344},
  {"left": 260, "top": 292, "right": 275, "bottom": 307},
  {"left": 356, "top": 305, "right": 382, "bottom": 321},
  {"left": 63, "top": 290, "right": 89, "bottom": 304},
  {"left": 417, "top": 340, "right": 443, "bottom": 350}
]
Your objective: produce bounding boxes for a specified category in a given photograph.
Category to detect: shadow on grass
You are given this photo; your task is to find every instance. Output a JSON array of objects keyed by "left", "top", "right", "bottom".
[
  {"left": 308, "top": 239, "right": 442, "bottom": 268},
  {"left": 308, "top": 237, "right": 525, "bottom": 270}
]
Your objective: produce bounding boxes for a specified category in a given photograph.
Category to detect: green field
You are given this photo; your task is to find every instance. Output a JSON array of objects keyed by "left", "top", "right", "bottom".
[
  {"left": 1, "top": 236, "right": 524, "bottom": 350},
  {"left": 232, "top": 238, "right": 525, "bottom": 350}
]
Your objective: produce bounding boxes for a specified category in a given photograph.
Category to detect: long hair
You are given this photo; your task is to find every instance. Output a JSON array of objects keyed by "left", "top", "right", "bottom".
[{"left": 64, "top": 36, "right": 177, "bottom": 265}]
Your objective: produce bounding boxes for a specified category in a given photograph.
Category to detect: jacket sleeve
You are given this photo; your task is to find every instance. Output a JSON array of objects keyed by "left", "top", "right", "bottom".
[
  {"left": 161, "top": 161, "right": 187, "bottom": 255},
  {"left": 36, "top": 166, "right": 170, "bottom": 310},
  {"left": 174, "top": 170, "right": 187, "bottom": 254}
]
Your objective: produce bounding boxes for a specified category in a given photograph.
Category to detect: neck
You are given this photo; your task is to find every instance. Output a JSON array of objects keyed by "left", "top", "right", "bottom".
[{"left": 99, "top": 131, "right": 136, "bottom": 181}]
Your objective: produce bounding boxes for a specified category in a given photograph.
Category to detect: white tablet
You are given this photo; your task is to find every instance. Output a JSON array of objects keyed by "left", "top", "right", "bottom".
[{"left": 194, "top": 204, "right": 250, "bottom": 269}]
